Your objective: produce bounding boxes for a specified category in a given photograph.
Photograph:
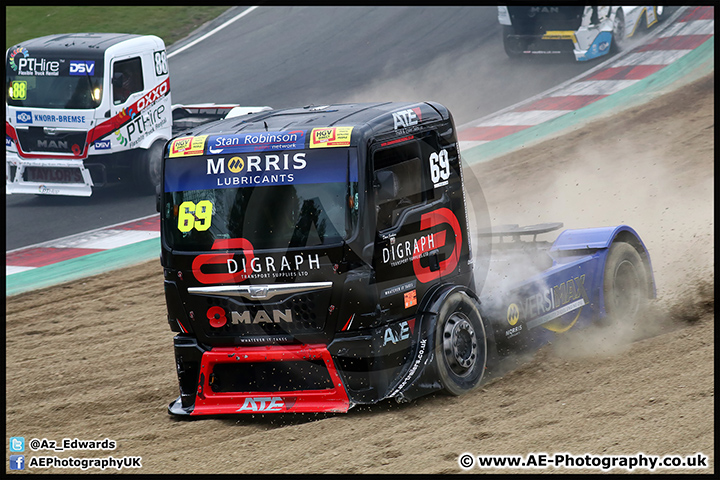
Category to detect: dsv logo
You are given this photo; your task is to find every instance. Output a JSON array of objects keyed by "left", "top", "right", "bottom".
[{"left": 69, "top": 60, "right": 95, "bottom": 75}]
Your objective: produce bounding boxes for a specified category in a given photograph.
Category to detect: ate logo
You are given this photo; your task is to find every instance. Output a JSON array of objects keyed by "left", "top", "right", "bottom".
[
  {"left": 392, "top": 107, "right": 422, "bottom": 130},
  {"left": 383, "top": 319, "right": 416, "bottom": 346},
  {"left": 236, "top": 396, "right": 296, "bottom": 412}
]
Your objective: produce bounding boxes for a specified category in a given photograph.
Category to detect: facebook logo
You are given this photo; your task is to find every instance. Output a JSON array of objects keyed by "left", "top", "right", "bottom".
[
  {"left": 10, "top": 455, "right": 25, "bottom": 470},
  {"left": 10, "top": 436, "right": 25, "bottom": 452}
]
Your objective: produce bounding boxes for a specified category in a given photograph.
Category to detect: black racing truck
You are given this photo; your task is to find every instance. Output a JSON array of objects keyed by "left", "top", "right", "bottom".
[{"left": 159, "top": 101, "right": 655, "bottom": 415}]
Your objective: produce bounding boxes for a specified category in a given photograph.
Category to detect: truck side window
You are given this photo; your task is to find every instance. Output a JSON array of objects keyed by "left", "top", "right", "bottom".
[
  {"left": 373, "top": 142, "right": 426, "bottom": 231},
  {"left": 112, "top": 57, "right": 144, "bottom": 105}
]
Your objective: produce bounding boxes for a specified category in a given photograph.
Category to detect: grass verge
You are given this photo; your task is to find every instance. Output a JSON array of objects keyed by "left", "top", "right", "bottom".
[{"left": 6, "top": 6, "right": 230, "bottom": 50}]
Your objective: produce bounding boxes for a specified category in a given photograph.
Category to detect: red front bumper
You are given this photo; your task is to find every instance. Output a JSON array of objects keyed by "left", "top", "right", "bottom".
[{"left": 190, "top": 343, "right": 351, "bottom": 415}]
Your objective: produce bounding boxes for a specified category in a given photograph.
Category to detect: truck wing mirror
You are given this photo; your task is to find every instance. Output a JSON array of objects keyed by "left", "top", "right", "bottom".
[
  {"left": 155, "top": 184, "right": 162, "bottom": 213},
  {"left": 374, "top": 170, "right": 399, "bottom": 203}
]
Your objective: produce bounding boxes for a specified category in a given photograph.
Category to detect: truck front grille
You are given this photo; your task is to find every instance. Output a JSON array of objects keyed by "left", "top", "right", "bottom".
[
  {"left": 209, "top": 359, "right": 334, "bottom": 393},
  {"left": 16, "top": 127, "right": 87, "bottom": 155},
  {"left": 197, "top": 289, "right": 332, "bottom": 339}
]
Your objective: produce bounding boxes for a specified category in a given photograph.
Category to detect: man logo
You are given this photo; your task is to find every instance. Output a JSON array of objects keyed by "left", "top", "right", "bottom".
[
  {"left": 507, "top": 303, "right": 520, "bottom": 326},
  {"left": 228, "top": 156, "right": 244, "bottom": 173}
]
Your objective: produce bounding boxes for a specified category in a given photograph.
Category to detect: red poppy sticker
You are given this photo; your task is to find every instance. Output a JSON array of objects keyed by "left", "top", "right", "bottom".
[{"left": 207, "top": 306, "right": 227, "bottom": 328}]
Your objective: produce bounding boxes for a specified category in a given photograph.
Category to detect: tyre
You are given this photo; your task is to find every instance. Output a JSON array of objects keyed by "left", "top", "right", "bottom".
[
  {"left": 610, "top": 9, "right": 626, "bottom": 54},
  {"left": 434, "top": 290, "right": 488, "bottom": 395},
  {"left": 502, "top": 26, "right": 523, "bottom": 59},
  {"left": 655, "top": 6, "right": 666, "bottom": 23},
  {"left": 603, "top": 242, "right": 650, "bottom": 322},
  {"left": 133, "top": 140, "right": 164, "bottom": 195}
]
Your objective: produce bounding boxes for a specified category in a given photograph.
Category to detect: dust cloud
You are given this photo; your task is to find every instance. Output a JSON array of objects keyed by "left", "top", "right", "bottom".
[
  {"left": 342, "top": 44, "right": 584, "bottom": 126},
  {"left": 471, "top": 72, "right": 714, "bottom": 363}
]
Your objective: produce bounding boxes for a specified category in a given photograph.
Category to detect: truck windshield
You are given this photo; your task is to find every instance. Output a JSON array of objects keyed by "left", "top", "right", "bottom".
[
  {"left": 6, "top": 58, "right": 103, "bottom": 109},
  {"left": 163, "top": 148, "right": 359, "bottom": 251}
]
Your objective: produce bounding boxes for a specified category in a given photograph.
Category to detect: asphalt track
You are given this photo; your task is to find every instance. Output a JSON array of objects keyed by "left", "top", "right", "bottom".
[{"left": 6, "top": 6, "right": 605, "bottom": 251}]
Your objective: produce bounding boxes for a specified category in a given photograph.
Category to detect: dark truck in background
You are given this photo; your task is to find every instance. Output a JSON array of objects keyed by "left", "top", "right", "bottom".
[{"left": 498, "top": 6, "right": 667, "bottom": 61}]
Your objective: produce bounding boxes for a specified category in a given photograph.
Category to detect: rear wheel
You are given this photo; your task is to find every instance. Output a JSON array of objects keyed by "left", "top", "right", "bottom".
[
  {"left": 603, "top": 242, "right": 649, "bottom": 322},
  {"left": 133, "top": 140, "right": 164, "bottom": 195},
  {"left": 435, "top": 291, "right": 488, "bottom": 395}
]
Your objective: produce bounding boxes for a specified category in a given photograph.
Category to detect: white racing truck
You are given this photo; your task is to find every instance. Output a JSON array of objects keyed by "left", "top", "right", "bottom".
[{"left": 6, "top": 33, "right": 269, "bottom": 196}]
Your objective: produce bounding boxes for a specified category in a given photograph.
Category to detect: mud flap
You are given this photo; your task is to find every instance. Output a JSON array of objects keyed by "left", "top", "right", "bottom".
[{"left": 386, "top": 309, "right": 442, "bottom": 403}]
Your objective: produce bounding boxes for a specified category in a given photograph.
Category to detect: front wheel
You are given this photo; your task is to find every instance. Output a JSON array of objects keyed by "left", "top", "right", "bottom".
[
  {"left": 610, "top": 10, "right": 626, "bottom": 54},
  {"left": 603, "top": 242, "right": 650, "bottom": 322},
  {"left": 655, "top": 6, "right": 667, "bottom": 23},
  {"left": 502, "top": 26, "right": 523, "bottom": 59},
  {"left": 133, "top": 141, "right": 164, "bottom": 195},
  {"left": 435, "top": 290, "right": 488, "bottom": 396}
]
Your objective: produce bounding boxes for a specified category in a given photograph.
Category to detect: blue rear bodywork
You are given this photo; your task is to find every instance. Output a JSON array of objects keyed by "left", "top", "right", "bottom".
[{"left": 481, "top": 225, "right": 655, "bottom": 356}]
